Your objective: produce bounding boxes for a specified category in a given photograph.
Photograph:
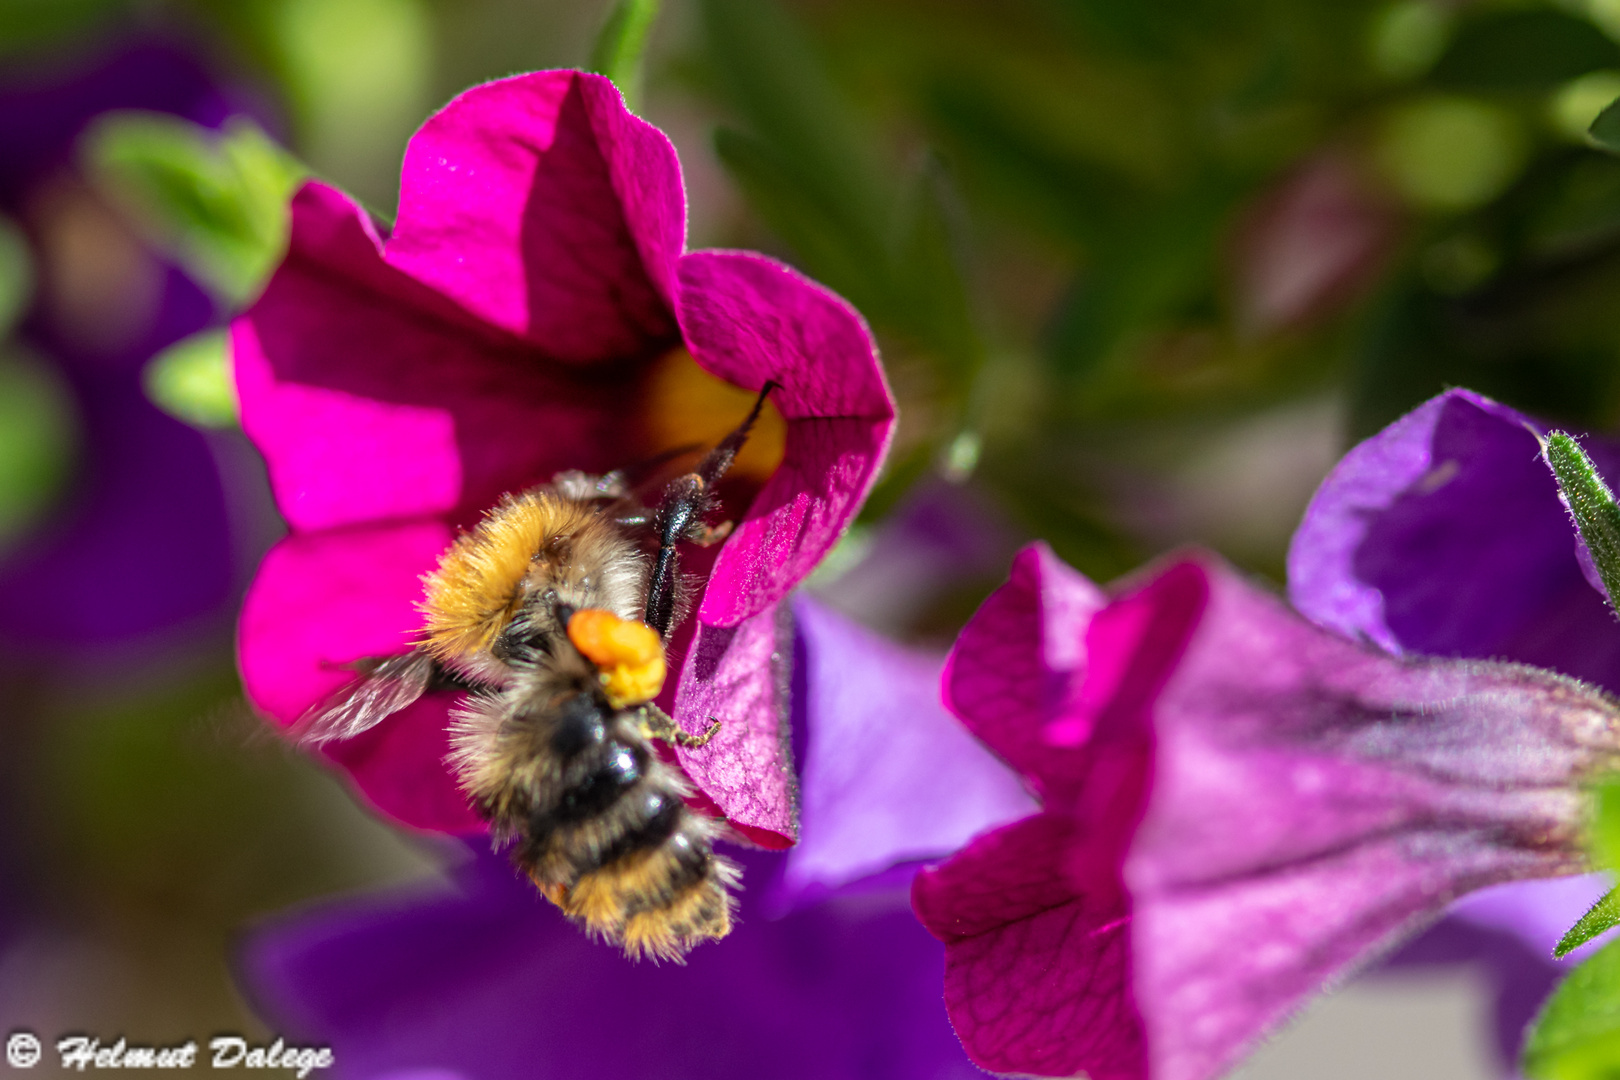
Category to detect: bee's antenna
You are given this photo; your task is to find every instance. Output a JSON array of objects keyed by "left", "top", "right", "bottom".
[{"left": 692, "top": 379, "right": 779, "bottom": 488}]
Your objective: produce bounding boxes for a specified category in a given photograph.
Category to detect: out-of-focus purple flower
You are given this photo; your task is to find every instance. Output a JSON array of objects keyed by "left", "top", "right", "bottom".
[
  {"left": 234, "top": 593, "right": 988, "bottom": 1076},
  {"left": 911, "top": 543, "right": 1620, "bottom": 1080},
  {"left": 0, "top": 41, "right": 235, "bottom": 204},
  {"left": 232, "top": 70, "right": 894, "bottom": 844},
  {"left": 776, "top": 594, "right": 1034, "bottom": 907},
  {"left": 1228, "top": 152, "right": 1399, "bottom": 336},
  {"left": 809, "top": 477, "right": 1024, "bottom": 638},
  {"left": 0, "top": 39, "right": 244, "bottom": 652},
  {"left": 237, "top": 564, "right": 1030, "bottom": 1077},
  {"left": 241, "top": 843, "right": 978, "bottom": 1080}
]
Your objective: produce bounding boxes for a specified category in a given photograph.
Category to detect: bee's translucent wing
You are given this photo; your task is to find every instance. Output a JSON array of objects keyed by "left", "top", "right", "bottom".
[{"left": 294, "top": 650, "right": 438, "bottom": 744}]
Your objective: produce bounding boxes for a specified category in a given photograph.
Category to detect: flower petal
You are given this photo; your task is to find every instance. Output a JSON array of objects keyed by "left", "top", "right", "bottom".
[
  {"left": 237, "top": 520, "right": 482, "bottom": 834},
  {"left": 670, "top": 602, "right": 796, "bottom": 847},
  {"left": 941, "top": 543, "right": 1107, "bottom": 792},
  {"left": 324, "top": 696, "right": 486, "bottom": 835},
  {"left": 777, "top": 596, "right": 1035, "bottom": 904},
  {"left": 235, "top": 183, "right": 642, "bottom": 534},
  {"left": 918, "top": 548, "right": 1620, "bottom": 1080},
  {"left": 1135, "top": 558, "right": 1618, "bottom": 1080},
  {"left": 240, "top": 846, "right": 973, "bottom": 1080},
  {"left": 916, "top": 555, "right": 1203, "bottom": 1078},
  {"left": 676, "top": 251, "right": 895, "bottom": 627},
  {"left": 387, "top": 71, "right": 681, "bottom": 361},
  {"left": 916, "top": 814, "right": 1146, "bottom": 1080},
  {"left": 238, "top": 521, "right": 449, "bottom": 725},
  {"left": 1288, "top": 387, "right": 1620, "bottom": 689}
]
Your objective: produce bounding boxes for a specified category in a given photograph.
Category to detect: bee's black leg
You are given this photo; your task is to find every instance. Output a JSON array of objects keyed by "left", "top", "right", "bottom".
[
  {"left": 637, "top": 704, "right": 722, "bottom": 749},
  {"left": 643, "top": 380, "right": 779, "bottom": 637}
]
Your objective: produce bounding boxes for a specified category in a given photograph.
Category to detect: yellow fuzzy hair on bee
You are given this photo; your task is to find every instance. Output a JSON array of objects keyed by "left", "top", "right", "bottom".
[
  {"left": 420, "top": 491, "right": 600, "bottom": 662},
  {"left": 550, "top": 842, "right": 739, "bottom": 962}
]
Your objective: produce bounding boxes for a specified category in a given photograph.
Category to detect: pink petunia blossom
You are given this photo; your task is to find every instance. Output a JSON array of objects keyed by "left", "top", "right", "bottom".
[
  {"left": 232, "top": 70, "right": 894, "bottom": 846},
  {"left": 912, "top": 543, "right": 1620, "bottom": 1080}
]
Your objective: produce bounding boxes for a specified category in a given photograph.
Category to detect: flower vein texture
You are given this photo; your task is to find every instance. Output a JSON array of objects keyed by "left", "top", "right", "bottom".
[{"left": 912, "top": 542, "right": 1620, "bottom": 1080}]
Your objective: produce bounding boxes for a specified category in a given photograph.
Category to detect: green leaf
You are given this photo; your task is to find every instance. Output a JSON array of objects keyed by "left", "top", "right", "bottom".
[
  {"left": 1558, "top": 889, "right": 1620, "bottom": 959},
  {"left": 1543, "top": 433, "right": 1620, "bottom": 614},
  {"left": 1591, "top": 97, "right": 1620, "bottom": 156},
  {"left": 712, "top": 126, "right": 890, "bottom": 324},
  {"left": 1430, "top": 10, "right": 1620, "bottom": 94},
  {"left": 1547, "top": 780, "right": 1620, "bottom": 957},
  {"left": 1595, "top": 778, "right": 1620, "bottom": 876},
  {"left": 699, "top": 0, "right": 891, "bottom": 252},
  {"left": 0, "top": 214, "right": 34, "bottom": 340},
  {"left": 82, "top": 112, "right": 306, "bottom": 310},
  {"left": 923, "top": 78, "right": 1140, "bottom": 251},
  {"left": 0, "top": 350, "right": 78, "bottom": 550},
  {"left": 588, "top": 0, "right": 661, "bottom": 112},
  {"left": 143, "top": 330, "right": 238, "bottom": 430},
  {"left": 1525, "top": 939, "right": 1620, "bottom": 1079}
]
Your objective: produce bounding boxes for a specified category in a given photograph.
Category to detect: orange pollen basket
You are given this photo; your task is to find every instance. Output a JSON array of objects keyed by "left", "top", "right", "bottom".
[{"left": 566, "top": 609, "right": 668, "bottom": 708}]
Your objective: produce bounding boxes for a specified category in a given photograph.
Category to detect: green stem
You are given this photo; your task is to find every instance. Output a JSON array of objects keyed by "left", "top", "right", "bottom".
[{"left": 588, "top": 0, "right": 662, "bottom": 113}]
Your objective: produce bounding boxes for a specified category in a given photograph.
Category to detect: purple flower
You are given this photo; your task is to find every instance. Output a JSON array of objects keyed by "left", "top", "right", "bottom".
[
  {"left": 237, "top": 594, "right": 1007, "bottom": 1079},
  {"left": 231, "top": 70, "right": 895, "bottom": 843},
  {"left": 777, "top": 594, "right": 1034, "bottom": 907},
  {"left": 910, "top": 543, "right": 1620, "bottom": 1080},
  {"left": 1287, "top": 387, "right": 1620, "bottom": 689},
  {"left": 1286, "top": 385, "right": 1620, "bottom": 1067},
  {"left": 241, "top": 845, "right": 975, "bottom": 1080},
  {"left": 0, "top": 39, "right": 244, "bottom": 652}
]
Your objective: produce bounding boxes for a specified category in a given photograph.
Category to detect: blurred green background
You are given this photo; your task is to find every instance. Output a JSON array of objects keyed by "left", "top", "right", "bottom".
[{"left": 7, "top": 0, "right": 1620, "bottom": 1070}]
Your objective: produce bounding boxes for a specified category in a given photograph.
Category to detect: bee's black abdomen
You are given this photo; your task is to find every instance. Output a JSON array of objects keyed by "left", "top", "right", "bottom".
[
  {"left": 482, "top": 687, "right": 736, "bottom": 961},
  {"left": 591, "top": 787, "right": 683, "bottom": 868},
  {"left": 557, "top": 740, "right": 644, "bottom": 822},
  {"left": 549, "top": 694, "right": 608, "bottom": 758},
  {"left": 625, "top": 828, "right": 713, "bottom": 907}
]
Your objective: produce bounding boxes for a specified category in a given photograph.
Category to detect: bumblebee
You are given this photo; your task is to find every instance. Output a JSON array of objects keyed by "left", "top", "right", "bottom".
[{"left": 299, "top": 382, "right": 777, "bottom": 960}]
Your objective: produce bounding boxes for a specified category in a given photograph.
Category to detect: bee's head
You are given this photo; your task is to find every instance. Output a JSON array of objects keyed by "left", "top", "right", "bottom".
[{"left": 419, "top": 491, "right": 597, "bottom": 669}]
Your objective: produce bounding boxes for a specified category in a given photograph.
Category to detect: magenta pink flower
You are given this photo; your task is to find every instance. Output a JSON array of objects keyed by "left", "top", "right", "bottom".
[
  {"left": 912, "top": 543, "right": 1620, "bottom": 1080},
  {"left": 232, "top": 70, "right": 894, "bottom": 845}
]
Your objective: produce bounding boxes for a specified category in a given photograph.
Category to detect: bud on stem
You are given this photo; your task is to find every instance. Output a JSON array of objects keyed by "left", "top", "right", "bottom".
[{"left": 1544, "top": 432, "right": 1620, "bottom": 615}]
